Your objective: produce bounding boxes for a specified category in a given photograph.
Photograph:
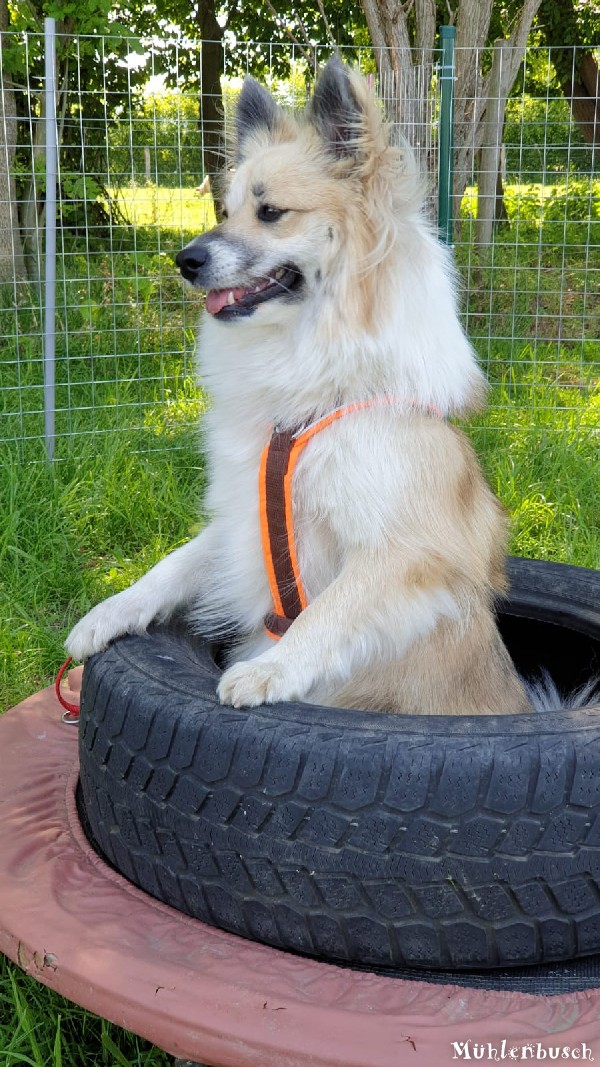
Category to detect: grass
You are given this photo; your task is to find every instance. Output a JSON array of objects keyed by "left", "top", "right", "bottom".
[
  {"left": 0, "top": 954, "right": 172, "bottom": 1067},
  {"left": 471, "top": 383, "right": 600, "bottom": 566},
  {"left": 0, "top": 422, "right": 206, "bottom": 710},
  {"left": 0, "top": 178, "right": 599, "bottom": 1063},
  {"left": 113, "top": 184, "right": 217, "bottom": 233}
]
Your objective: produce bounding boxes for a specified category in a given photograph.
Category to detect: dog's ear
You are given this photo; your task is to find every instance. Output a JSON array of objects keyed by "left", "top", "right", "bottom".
[
  {"left": 309, "top": 55, "right": 363, "bottom": 158},
  {"left": 235, "top": 78, "right": 279, "bottom": 162}
]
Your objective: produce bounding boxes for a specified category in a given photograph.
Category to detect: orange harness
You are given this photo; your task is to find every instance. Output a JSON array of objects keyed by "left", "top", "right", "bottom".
[{"left": 259, "top": 397, "right": 442, "bottom": 640}]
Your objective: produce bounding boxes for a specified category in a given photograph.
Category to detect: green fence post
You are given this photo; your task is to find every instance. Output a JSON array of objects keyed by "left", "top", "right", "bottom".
[{"left": 438, "top": 25, "right": 456, "bottom": 246}]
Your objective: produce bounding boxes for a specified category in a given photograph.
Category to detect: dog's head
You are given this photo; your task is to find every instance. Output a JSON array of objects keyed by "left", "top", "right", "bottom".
[{"left": 176, "top": 56, "right": 420, "bottom": 327}]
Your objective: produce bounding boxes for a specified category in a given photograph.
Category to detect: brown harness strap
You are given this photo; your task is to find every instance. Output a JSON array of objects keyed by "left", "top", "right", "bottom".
[
  {"left": 259, "top": 398, "right": 442, "bottom": 640},
  {"left": 259, "top": 429, "right": 303, "bottom": 639}
]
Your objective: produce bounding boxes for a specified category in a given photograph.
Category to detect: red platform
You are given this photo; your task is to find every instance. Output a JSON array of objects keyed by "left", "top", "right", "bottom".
[{"left": 2, "top": 673, "right": 600, "bottom": 1065}]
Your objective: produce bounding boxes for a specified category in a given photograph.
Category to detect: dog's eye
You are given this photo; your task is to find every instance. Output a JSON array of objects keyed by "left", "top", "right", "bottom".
[{"left": 257, "top": 204, "right": 286, "bottom": 223}]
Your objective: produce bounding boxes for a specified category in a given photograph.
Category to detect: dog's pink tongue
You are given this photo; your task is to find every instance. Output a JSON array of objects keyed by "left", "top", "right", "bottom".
[{"left": 205, "top": 286, "right": 247, "bottom": 315}]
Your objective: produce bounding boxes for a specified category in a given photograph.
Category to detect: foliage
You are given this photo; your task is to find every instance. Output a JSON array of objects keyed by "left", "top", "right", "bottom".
[
  {"left": 503, "top": 94, "right": 595, "bottom": 175},
  {"left": 108, "top": 0, "right": 369, "bottom": 82},
  {"left": 538, "top": 0, "right": 600, "bottom": 53},
  {"left": 5, "top": 0, "right": 600, "bottom": 269},
  {"left": 104, "top": 63, "right": 312, "bottom": 188},
  {"left": 5, "top": 0, "right": 141, "bottom": 248},
  {"left": 109, "top": 82, "right": 205, "bottom": 187},
  {"left": 6, "top": 0, "right": 114, "bottom": 47},
  {"left": 459, "top": 176, "right": 600, "bottom": 234}
]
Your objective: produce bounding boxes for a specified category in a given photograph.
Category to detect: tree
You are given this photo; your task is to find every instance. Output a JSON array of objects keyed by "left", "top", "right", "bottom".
[
  {"left": 196, "top": 0, "right": 226, "bottom": 197},
  {"left": 5, "top": 0, "right": 133, "bottom": 282},
  {"left": 359, "top": 0, "right": 543, "bottom": 244},
  {"left": 538, "top": 0, "right": 599, "bottom": 147},
  {"left": 0, "top": 0, "right": 27, "bottom": 284},
  {"left": 5, "top": 0, "right": 597, "bottom": 272},
  {"left": 110, "top": 0, "right": 367, "bottom": 215}
]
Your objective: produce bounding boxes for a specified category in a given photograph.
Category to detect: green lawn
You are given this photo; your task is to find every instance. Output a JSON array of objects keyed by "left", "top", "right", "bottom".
[
  {"left": 113, "top": 185, "right": 217, "bottom": 233},
  {"left": 0, "top": 953, "right": 172, "bottom": 1067},
  {"left": 0, "top": 178, "right": 598, "bottom": 1064}
]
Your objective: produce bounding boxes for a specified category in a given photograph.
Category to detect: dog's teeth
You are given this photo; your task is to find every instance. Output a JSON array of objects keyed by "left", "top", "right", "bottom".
[{"left": 227, "top": 291, "right": 235, "bottom": 305}]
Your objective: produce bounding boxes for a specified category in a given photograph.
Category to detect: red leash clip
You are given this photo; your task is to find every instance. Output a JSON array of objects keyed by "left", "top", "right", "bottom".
[{"left": 55, "top": 656, "right": 80, "bottom": 724}]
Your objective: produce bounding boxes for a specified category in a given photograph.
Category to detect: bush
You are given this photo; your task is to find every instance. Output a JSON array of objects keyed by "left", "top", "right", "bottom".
[
  {"left": 109, "top": 82, "right": 204, "bottom": 188},
  {"left": 504, "top": 94, "right": 594, "bottom": 179}
]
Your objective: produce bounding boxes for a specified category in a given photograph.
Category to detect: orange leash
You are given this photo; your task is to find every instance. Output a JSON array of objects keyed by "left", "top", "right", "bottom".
[{"left": 55, "top": 656, "right": 80, "bottom": 723}]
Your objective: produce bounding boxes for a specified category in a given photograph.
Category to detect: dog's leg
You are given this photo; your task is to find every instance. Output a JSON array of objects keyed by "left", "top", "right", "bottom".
[
  {"left": 217, "top": 552, "right": 463, "bottom": 708},
  {"left": 66, "top": 526, "right": 216, "bottom": 661}
]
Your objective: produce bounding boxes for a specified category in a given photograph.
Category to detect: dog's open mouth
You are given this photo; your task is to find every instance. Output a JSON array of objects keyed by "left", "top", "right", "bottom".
[{"left": 206, "top": 265, "right": 303, "bottom": 318}]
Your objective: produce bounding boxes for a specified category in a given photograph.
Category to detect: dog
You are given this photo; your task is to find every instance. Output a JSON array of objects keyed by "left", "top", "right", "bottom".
[{"left": 67, "top": 55, "right": 536, "bottom": 715}]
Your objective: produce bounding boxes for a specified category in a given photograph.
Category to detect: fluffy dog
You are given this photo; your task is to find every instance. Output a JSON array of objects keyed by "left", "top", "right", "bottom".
[{"left": 67, "top": 56, "right": 534, "bottom": 715}]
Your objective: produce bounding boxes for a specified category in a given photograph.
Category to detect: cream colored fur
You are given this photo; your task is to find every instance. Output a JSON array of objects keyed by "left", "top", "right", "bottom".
[{"left": 66, "top": 58, "right": 532, "bottom": 715}]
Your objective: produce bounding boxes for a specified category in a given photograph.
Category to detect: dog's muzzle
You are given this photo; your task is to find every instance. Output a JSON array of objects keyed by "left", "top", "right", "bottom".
[
  {"left": 175, "top": 240, "right": 209, "bottom": 285},
  {"left": 176, "top": 235, "right": 304, "bottom": 319}
]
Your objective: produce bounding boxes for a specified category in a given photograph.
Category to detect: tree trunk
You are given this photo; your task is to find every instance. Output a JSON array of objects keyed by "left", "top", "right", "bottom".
[
  {"left": 476, "top": 41, "right": 513, "bottom": 247},
  {"left": 0, "top": 2, "right": 27, "bottom": 286},
  {"left": 19, "top": 90, "right": 46, "bottom": 287},
  {"left": 359, "top": 0, "right": 540, "bottom": 237},
  {"left": 455, "top": 0, "right": 542, "bottom": 235},
  {"left": 495, "top": 157, "right": 509, "bottom": 227},
  {"left": 360, "top": 0, "right": 435, "bottom": 159},
  {"left": 20, "top": 51, "right": 70, "bottom": 287},
  {"left": 451, "top": 0, "right": 494, "bottom": 225},
  {"left": 197, "top": 0, "right": 226, "bottom": 216},
  {"left": 360, "top": 0, "right": 437, "bottom": 221},
  {"left": 539, "top": 0, "right": 599, "bottom": 147},
  {"left": 560, "top": 52, "right": 599, "bottom": 147}
]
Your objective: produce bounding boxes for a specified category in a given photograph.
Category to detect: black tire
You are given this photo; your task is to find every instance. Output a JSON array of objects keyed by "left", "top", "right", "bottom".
[{"left": 78, "top": 557, "right": 600, "bottom": 973}]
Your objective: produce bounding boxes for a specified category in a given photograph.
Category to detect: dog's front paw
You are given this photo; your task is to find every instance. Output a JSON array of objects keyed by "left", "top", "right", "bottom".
[
  {"left": 66, "top": 590, "right": 156, "bottom": 661},
  {"left": 218, "top": 659, "right": 305, "bottom": 709}
]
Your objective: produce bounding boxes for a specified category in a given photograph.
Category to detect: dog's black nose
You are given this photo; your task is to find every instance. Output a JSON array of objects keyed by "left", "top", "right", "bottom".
[{"left": 176, "top": 242, "right": 209, "bottom": 282}]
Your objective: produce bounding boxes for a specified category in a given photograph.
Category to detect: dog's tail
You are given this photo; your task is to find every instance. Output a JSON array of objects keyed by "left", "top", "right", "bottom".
[{"left": 526, "top": 669, "right": 600, "bottom": 713}]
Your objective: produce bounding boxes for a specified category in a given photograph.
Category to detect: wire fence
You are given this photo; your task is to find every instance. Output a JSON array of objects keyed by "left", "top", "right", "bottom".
[{"left": 0, "top": 31, "right": 598, "bottom": 458}]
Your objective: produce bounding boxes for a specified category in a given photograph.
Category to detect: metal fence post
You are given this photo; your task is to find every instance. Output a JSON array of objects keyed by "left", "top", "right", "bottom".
[
  {"left": 438, "top": 25, "right": 456, "bottom": 246},
  {"left": 44, "top": 16, "right": 57, "bottom": 461}
]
